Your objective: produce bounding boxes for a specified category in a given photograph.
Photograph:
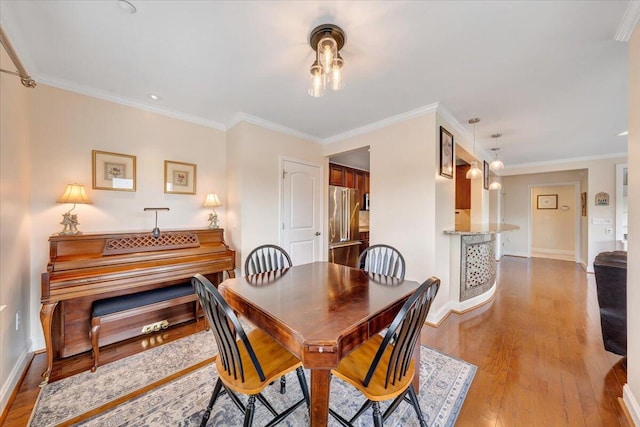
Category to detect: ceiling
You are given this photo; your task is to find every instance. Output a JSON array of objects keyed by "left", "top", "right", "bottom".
[{"left": 0, "top": 1, "right": 633, "bottom": 167}]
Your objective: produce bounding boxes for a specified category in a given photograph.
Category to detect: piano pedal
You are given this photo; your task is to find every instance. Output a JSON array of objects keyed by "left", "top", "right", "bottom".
[{"left": 141, "top": 319, "right": 169, "bottom": 334}]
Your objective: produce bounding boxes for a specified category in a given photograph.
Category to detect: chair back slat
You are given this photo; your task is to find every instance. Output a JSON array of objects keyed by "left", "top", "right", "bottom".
[
  {"left": 245, "top": 244, "right": 293, "bottom": 275},
  {"left": 358, "top": 244, "right": 406, "bottom": 280},
  {"left": 192, "top": 274, "right": 266, "bottom": 382},
  {"left": 363, "top": 277, "right": 440, "bottom": 388}
]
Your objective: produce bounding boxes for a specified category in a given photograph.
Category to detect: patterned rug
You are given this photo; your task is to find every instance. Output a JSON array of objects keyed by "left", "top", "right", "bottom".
[{"left": 30, "top": 329, "right": 475, "bottom": 427}]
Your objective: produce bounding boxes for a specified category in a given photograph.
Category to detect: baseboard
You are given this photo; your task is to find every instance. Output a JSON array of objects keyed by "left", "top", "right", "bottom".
[
  {"left": 580, "top": 261, "right": 588, "bottom": 271},
  {"left": 0, "top": 344, "right": 32, "bottom": 419},
  {"left": 623, "top": 384, "right": 640, "bottom": 426},
  {"left": 426, "top": 301, "right": 453, "bottom": 327},
  {"left": 503, "top": 251, "right": 529, "bottom": 258},
  {"left": 531, "top": 248, "right": 575, "bottom": 262}
]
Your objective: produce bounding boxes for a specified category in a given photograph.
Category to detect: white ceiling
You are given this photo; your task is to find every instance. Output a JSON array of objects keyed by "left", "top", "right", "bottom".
[{"left": 0, "top": 1, "right": 634, "bottom": 167}]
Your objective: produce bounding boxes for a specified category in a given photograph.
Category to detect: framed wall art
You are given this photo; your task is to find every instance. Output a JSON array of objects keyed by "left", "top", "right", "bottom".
[
  {"left": 92, "top": 150, "right": 136, "bottom": 191},
  {"left": 537, "top": 194, "right": 558, "bottom": 210},
  {"left": 164, "top": 160, "right": 196, "bottom": 194},
  {"left": 483, "top": 161, "right": 490, "bottom": 190},
  {"left": 439, "top": 126, "right": 454, "bottom": 179}
]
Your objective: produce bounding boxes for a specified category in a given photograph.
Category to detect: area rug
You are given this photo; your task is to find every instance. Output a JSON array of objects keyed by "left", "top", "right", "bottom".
[{"left": 30, "top": 329, "right": 475, "bottom": 427}]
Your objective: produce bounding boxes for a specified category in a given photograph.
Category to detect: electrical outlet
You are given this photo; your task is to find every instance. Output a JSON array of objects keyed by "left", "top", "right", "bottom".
[{"left": 15, "top": 311, "right": 20, "bottom": 331}]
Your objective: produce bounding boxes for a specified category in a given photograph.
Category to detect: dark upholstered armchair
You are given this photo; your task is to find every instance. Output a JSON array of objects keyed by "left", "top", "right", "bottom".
[{"left": 593, "top": 251, "right": 627, "bottom": 356}]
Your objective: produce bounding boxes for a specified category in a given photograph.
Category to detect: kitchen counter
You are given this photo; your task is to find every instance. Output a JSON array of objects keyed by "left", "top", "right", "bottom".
[{"left": 443, "top": 223, "right": 519, "bottom": 235}]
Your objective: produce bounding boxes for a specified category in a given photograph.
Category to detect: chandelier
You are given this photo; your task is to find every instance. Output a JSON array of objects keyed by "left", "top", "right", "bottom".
[{"left": 308, "top": 24, "right": 345, "bottom": 97}]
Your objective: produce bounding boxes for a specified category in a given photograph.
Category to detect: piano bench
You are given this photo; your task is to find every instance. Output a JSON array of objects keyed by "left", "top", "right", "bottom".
[{"left": 89, "top": 283, "right": 197, "bottom": 372}]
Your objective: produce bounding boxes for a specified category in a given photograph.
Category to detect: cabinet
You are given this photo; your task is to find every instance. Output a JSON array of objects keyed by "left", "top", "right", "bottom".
[
  {"left": 329, "top": 163, "right": 370, "bottom": 209},
  {"left": 359, "top": 231, "right": 370, "bottom": 253},
  {"left": 455, "top": 165, "right": 471, "bottom": 209}
]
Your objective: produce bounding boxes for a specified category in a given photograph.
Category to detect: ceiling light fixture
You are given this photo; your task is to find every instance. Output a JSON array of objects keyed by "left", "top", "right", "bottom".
[
  {"left": 118, "top": 0, "right": 137, "bottom": 14},
  {"left": 489, "top": 133, "right": 504, "bottom": 171},
  {"left": 148, "top": 93, "right": 160, "bottom": 101},
  {"left": 466, "top": 118, "right": 482, "bottom": 179},
  {"left": 308, "top": 24, "right": 345, "bottom": 97},
  {"left": 489, "top": 175, "right": 502, "bottom": 191},
  {"left": 617, "top": 131, "right": 628, "bottom": 136}
]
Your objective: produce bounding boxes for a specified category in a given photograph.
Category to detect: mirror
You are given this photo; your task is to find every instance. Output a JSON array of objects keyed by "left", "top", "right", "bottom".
[{"left": 615, "top": 163, "right": 628, "bottom": 250}]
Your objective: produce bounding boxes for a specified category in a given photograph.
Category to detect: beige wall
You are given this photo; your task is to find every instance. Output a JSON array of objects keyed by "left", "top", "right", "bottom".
[
  {"left": 531, "top": 185, "right": 577, "bottom": 258},
  {"left": 625, "top": 22, "right": 639, "bottom": 424},
  {"left": 502, "top": 156, "right": 626, "bottom": 272},
  {"left": 27, "top": 85, "right": 227, "bottom": 349},
  {"left": 0, "top": 51, "right": 32, "bottom": 412},
  {"left": 226, "top": 121, "right": 324, "bottom": 274}
]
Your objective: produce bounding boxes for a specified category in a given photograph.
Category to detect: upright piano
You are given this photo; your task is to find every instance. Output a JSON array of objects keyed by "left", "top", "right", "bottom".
[{"left": 40, "top": 228, "right": 235, "bottom": 384}]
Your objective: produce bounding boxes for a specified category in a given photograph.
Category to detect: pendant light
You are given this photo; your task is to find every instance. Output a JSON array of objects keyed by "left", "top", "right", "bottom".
[
  {"left": 489, "top": 175, "right": 502, "bottom": 190},
  {"left": 307, "top": 24, "right": 346, "bottom": 97},
  {"left": 466, "top": 118, "right": 482, "bottom": 179},
  {"left": 489, "top": 133, "right": 504, "bottom": 171}
]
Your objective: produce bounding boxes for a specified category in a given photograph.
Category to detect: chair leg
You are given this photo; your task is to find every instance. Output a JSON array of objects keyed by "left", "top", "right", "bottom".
[
  {"left": 201, "top": 378, "right": 223, "bottom": 427},
  {"left": 280, "top": 375, "right": 287, "bottom": 394},
  {"left": 295, "top": 367, "right": 310, "bottom": 407},
  {"left": 372, "top": 402, "right": 383, "bottom": 427},
  {"left": 349, "top": 399, "right": 373, "bottom": 424},
  {"left": 382, "top": 389, "right": 409, "bottom": 422},
  {"left": 407, "top": 384, "right": 427, "bottom": 427},
  {"left": 243, "top": 395, "right": 256, "bottom": 427},
  {"left": 256, "top": 393, "right": 279, "bottom": 417}
]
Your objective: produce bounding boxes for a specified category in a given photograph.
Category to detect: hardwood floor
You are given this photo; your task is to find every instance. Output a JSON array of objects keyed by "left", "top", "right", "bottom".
[
  {"left": 421, "top": 256, "right": 628, "bottom": 427},
  {"left": 2, "top": 256, "right": 628, "bottom": 426}
]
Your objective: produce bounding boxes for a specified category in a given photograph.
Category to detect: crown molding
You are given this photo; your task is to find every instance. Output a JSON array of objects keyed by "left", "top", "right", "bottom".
[
  {"left": 615, "top": 1, "right": 640, "bottom": 42},
  {"left": 323, "top": 102, "right": 440, "bottom": 144},
  {"left": 227, "top": 113, "right": 322, "bottom": 143},
  {"left": 501, "top": 151, "right": 628, "bottom": 175},
  {"left": 435, "top": 103, "right": 470, "bottom": 142},
  {"left": 35, "top": 74, "right": 227, "bottom": 130}
]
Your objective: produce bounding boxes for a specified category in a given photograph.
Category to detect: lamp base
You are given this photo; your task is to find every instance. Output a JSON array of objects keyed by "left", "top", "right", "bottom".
[
  {"left": 207, "top": 212, "right": 219, "bottom": 229},
  {"left": 59, "top": 212, "right": 81, "bottom": 235}
]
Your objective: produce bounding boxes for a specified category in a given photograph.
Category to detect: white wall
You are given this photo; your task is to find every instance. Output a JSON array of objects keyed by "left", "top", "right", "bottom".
[
  {"left": 624, "top": 21, "right": 640, "bottom": 425},
  {"left": 27, "top": 85, "right": 227, "bottom": 350},
  {"left": 226, "top": 121, "right": 324, "bottom": 274},
  {"left": 0, "top": 50, "right": 32, "bottom": 414}
]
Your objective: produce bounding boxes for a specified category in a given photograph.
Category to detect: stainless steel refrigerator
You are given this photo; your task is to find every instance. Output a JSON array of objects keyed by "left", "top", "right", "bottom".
[{"left": 328, "top": 185, "right": 361, "bottom": 267}]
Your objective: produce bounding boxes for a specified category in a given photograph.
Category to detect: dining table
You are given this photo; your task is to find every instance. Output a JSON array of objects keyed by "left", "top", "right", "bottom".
[{"left": 219, "top": 261, "right": 423, "bottom": 427}]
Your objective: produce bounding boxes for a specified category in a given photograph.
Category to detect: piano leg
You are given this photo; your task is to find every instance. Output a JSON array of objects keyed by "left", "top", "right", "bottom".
[
  {"left": 39, "top": 302, "right": 58, "bottom": 387},
  {"left": 227, "top": 269, "right": 236, "bottom": 279}
]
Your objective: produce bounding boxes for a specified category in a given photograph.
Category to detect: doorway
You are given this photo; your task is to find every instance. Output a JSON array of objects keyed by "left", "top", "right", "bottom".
[{"left": 281, "top": 158, "right": 323, "bottom": 265}]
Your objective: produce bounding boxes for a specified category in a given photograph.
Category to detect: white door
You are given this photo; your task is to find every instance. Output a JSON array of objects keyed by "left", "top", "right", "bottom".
[{"left": 281, "top": 159, "right": 322, "bottom": 265}]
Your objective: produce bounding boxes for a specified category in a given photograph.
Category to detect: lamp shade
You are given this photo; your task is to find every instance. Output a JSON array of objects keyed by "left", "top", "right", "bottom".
[
  {"left": 204, "top": 193, "right": 222, "bottom": 208},
  {"left": 465, "top": 162, "right": 483, "bottom": 179},
  {"left": 57, "top": 184, "right": 92, "bottom": 204}
]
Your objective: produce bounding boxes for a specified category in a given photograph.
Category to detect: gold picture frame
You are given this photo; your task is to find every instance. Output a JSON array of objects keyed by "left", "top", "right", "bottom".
[
  {"left": 92, "top": 150, "right": 136, "bottom": 191},
  {"left": 164, "top": 160, "right": 196, "bottom": 195}
]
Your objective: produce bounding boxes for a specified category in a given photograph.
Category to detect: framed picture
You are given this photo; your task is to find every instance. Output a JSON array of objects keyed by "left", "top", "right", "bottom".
[
  {"left": 581, "top": 192, "right": 587, "bottom": 216},
  {"left": 483, "top": 161, "right": 490, "bottom": 190},
  {"left": 537, "top": 194, "right": 558, "bottom": 209},
  {"left": 92, "top": 150, "right": 136, "bottom": 191},
  {"left": 439, "top": 126, "right": 454, "bottom": 179},
  {"left": 164, "top": 160, "right": 196, "bottom": 194}
]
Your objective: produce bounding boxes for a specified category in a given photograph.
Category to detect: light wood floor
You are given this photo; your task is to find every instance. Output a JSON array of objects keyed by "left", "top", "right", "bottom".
[{"left": 2, "top": 256, "right": 628, "bottom": 426}]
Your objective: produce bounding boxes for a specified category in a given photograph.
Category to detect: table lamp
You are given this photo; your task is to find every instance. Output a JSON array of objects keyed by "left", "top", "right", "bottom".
[
  {"left": 57, "top": 183, "right": 92, "bottom": 235},
  {"left": 204, "top": 193, "right": 222, "bottom": 229}
]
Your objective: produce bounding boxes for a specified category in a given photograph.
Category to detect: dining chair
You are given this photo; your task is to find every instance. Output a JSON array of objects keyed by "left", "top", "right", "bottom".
[
  {"left": 329, "top": 276, "right": 440, "bottom": 427},
  {"left": 191, "top": 274, "right": 309, "bottom": 427},
  {"left": 357, "top": 244, "right": 406, "bottom": 280},
  {"left": 244, "top": 244, "right": 294, "bottom": 394},
  {"left": 245, "top": 244, "right": 292, "bottom": 275}
]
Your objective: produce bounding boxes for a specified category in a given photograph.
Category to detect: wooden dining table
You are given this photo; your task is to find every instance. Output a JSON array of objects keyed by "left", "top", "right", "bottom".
[{"left": 219, "top": 261, "right": 422, "bottom": 427}]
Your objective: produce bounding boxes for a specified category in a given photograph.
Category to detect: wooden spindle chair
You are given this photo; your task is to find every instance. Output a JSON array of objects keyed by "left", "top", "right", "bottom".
[
  {"left": 191, "top": 274, "right": 309, "bottom": 427},
  {"left": 329, "top": 277, "right": 440, "bottom": 427},
  {"left": 245, "top": 244, "right": 292, "bottom": 276},
  {"left": 357, "top": 244, "right": 406, "bottom": 280},
  {"left": 244, "top": 244, "right": 293, "bottom": 393}
]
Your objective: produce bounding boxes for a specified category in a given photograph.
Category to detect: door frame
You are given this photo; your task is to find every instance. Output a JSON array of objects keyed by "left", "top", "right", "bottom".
[{"left": 279, "top": 156, "right": 325, "bottom": 262}]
